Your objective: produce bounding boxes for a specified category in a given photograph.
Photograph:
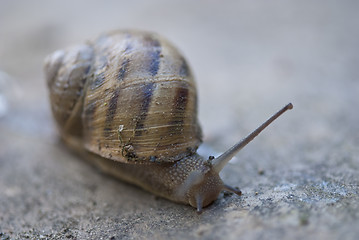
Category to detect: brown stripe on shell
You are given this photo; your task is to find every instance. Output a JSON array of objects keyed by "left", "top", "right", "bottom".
[
  {"left": 167, "top": 85, "right": 189, "bottom": 135},
  {"left": 83, "top": 99, "right": 97, "bottom": 131},
  {"left": 103, "top": 89, "right": 120, "bottom": 138},
  {"left": 134, "top": 82, "right": 156, "bottom": 136},
  {"left": 91, "top": 72, "right": 105, "bottom": 90},
  {"left": 192, "top": 86, "right": 202, "bottom": 139},
  {"left": 174, "top": 86, "right": 189, "bottom": 111},
  {"left": 118, "top": 58, "right": 130, "bottom": 81},
  {"left": 143, "top": 34, "right": 162, "bottom": 76},
  {"left": 118, "top": 41, "right": 133, "bottom": 81},
  {"left": 88, "top": 45, "right": 108, "bottom": 90}
]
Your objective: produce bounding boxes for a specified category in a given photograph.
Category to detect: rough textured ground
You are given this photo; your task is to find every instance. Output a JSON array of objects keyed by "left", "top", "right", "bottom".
[{"left": 0, "top": 1, "right": 358, "bottom": 239}]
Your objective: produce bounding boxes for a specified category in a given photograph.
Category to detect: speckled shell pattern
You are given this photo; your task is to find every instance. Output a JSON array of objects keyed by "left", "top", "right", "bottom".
[{"left": 45, "top": 30, "right": 202, "bottom": 164}]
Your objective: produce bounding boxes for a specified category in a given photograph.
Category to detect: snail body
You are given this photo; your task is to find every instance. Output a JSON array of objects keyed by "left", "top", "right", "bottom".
[{"left": 45, "top": 30, "right": 292, "bottom": 212}]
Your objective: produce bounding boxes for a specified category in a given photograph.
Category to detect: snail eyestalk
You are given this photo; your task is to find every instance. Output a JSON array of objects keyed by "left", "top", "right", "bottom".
[
  {"left": 223, "top": 184, "right": 242, "bottom": 196},
  {"left": 213, "top": 103, "right": 293, "bottom": 173}
]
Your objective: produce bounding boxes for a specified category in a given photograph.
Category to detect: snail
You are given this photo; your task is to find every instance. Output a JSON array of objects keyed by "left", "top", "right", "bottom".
[{"left": 44, "top": 30, "right": 293, "bottom": 213}]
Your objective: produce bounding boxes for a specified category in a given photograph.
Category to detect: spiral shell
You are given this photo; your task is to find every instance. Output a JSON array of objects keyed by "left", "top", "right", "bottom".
[{"left": 45, "top": 30, "right": 202, "bottom": 163}]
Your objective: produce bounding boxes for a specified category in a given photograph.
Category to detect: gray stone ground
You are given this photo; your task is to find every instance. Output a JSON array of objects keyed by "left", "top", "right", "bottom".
[{"left": 0, "top": 1, "right": 358, "bottom": 239}]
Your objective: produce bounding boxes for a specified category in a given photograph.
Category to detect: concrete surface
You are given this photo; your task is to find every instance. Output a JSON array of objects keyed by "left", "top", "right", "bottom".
[{"left": 0, "top": 1, "right": 358, "bottom": 239}]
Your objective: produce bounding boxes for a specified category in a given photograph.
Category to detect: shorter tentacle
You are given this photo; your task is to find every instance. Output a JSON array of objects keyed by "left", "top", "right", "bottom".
[
  {"left": 196, "top": 194, "right": 203, "bottom": 214},
  {"left": 223, "top": 184, "right": 242, "bottom": 196}
]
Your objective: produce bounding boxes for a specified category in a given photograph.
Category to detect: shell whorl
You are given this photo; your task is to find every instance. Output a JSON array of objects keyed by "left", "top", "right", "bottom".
[{"left": 45, "top": 30, "right": 202, "bottom": 164}]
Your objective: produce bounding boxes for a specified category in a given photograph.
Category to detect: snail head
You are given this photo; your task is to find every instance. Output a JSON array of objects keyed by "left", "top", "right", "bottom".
[{"left": 183, "top": 103, "right": 293, "bottom": 213}]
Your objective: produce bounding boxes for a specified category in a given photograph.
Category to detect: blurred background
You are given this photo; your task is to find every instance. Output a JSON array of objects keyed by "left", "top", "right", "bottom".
[
  {"left": 1, "top": 1, "right": 358, "bottom": 144},
  {"left": 0, "top": 1, "right": 358, "bottom": 239}
]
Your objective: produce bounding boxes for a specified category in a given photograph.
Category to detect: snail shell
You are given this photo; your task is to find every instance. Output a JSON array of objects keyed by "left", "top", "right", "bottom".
[
  {"left": 45, "top": 30, "right": 292, "bottom": 212},
  {"left": 45, "top": 30, "right": 201, "bottom": 163}
]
